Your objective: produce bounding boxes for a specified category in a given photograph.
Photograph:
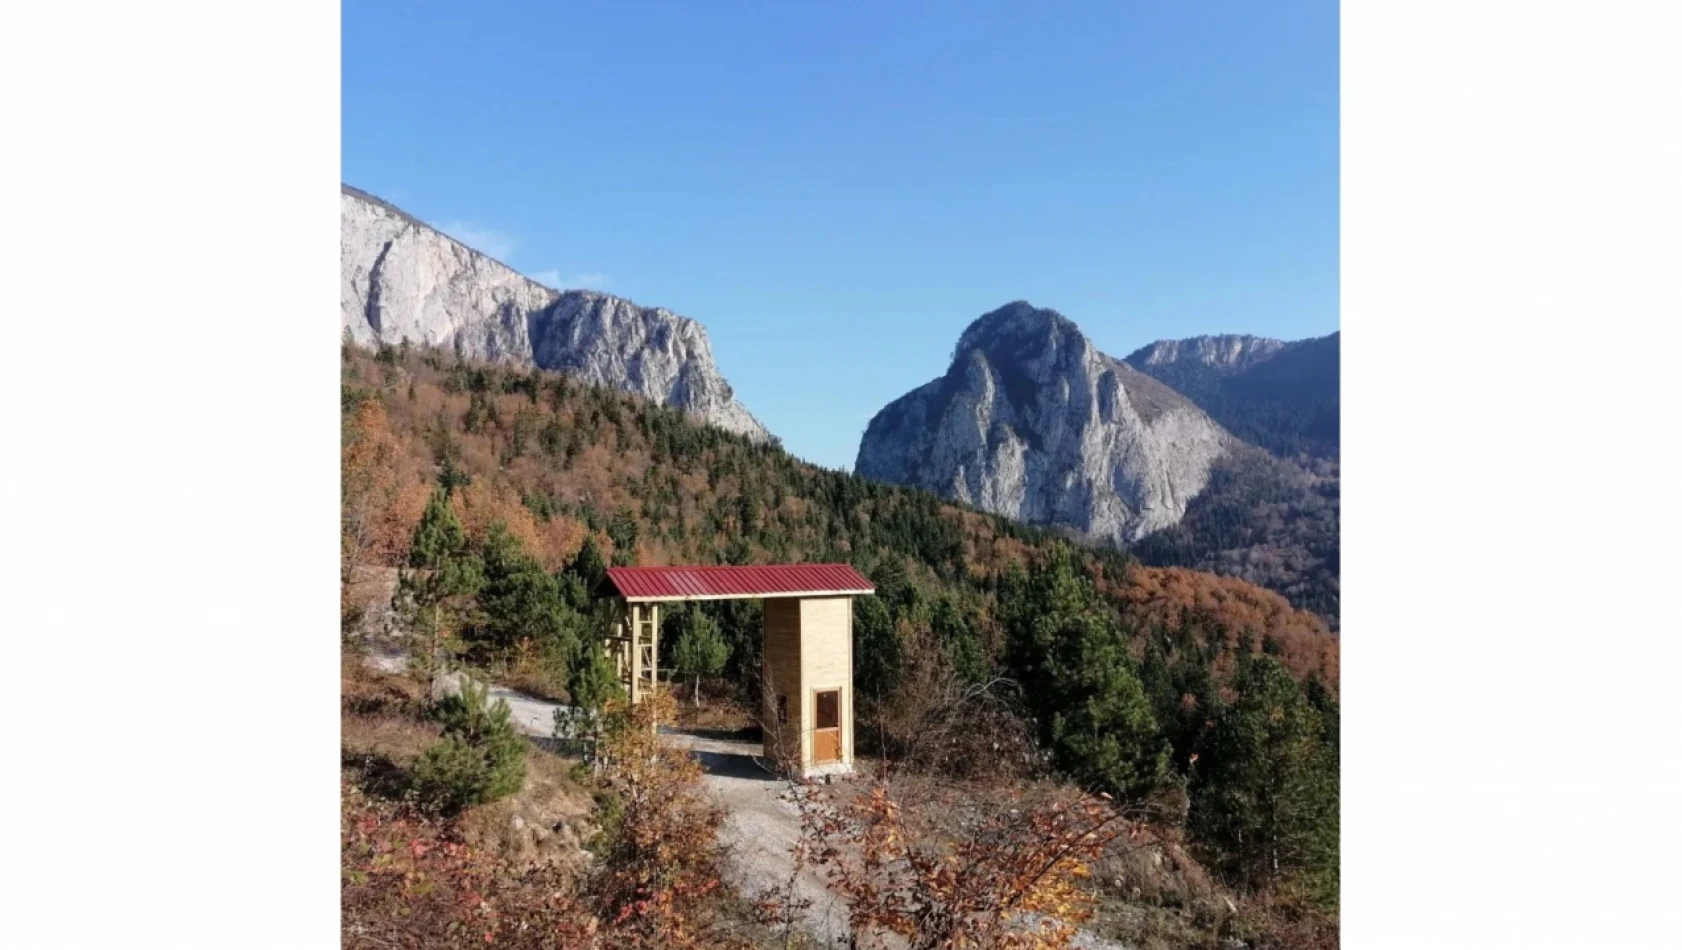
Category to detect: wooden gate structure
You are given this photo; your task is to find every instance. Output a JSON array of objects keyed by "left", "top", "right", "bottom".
[
  {"left": 603, "top": 598, "right": 661, "bottom": 704},
  {"left": 597, "top": 563, "right": 875, "bottom": 778}
]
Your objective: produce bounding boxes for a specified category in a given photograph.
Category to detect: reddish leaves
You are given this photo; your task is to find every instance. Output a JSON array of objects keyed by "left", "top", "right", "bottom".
[{"left": 788, "top": 778, "right": 1131, "bottom": 950}]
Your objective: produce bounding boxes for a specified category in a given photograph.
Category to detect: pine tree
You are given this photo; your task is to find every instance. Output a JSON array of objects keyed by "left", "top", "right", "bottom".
[
  {"left": 999, "top": 545, "right": 1169, "bottom": 800},
  {"left": 567, "top": 536, "right": 607, "bottom": 592},
  {"left": 473, "top": 523, "right": 580, "bottom": 664},
  {"left": 1189, "top": 654, "right": 1339, "bottom": 903},
  {"left": 411, "top": 677, "right": 527, "bottom": 814},
  {"left": 395, "top": 489, "right": 483, "bottom": 692},
  {"left": 607, "top": 507, "right": 639, "bottom": 565},
  {"left": 931, "top": 597, "right": 987, "bottom": 685},
  {"left": 852, "top": 594, "right": 901, "bottom": 706},
  {"left": 556, "top": 639, "right": 623, "bottom": 762},
  {"left": 673, "top": 609, "right": 729, "bottom": 708}
]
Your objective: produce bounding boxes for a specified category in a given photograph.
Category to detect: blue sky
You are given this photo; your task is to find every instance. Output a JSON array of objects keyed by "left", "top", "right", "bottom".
[{"left": 343, "top": 1, "right": 1338, "bottom": 469}]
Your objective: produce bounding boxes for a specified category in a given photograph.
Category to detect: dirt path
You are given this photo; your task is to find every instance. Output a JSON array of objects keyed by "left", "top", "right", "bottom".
[
  {"left": 364, "top": 653, "right": 560, "bottom": 738},
  {"left": 661, "top": 730, "right": 853, "bottom": 945}
]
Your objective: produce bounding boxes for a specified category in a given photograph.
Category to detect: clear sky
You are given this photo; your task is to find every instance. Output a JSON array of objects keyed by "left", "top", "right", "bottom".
[{"left": 343, "top": 1, "right": 1338, "bottom": 470}]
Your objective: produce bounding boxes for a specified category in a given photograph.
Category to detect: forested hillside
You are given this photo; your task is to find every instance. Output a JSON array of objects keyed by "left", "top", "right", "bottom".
[
  {"left": 342, "top": 340, "right": 1340, "bottom": 925},
  {"left": 1132, "top": 447, "right": 1340, "bottom": 625},
  {"left": 344, "top": 339, "right": 1336, "bottom": 679}
]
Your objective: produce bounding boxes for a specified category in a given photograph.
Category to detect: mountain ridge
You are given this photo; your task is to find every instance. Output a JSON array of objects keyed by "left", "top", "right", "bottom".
[
  {"left": 341, "top": 184, "right": 770, "bottom": 442},
  {"left": 1125, "top": 331, "right": 1339, "bottom": 460}
]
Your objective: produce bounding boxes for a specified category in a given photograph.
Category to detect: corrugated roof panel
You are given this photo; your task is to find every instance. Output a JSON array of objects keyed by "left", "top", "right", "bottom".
[{"left": 602, "top": 563, "right": 875, "bottom": 601}]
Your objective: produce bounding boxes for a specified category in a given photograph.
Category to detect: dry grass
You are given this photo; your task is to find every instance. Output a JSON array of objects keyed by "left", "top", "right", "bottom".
[
  {"left": 340, "top": 652, "right": 426, "bottom": 718},
  {"left": 497, "top": 664, "right": 571, "bottom": 705},
  {"left": 341, "top": 711, "right": 440, "bottom": 763},
  {"left": 456, "top": 746, "right": 597, "bottom": 875},
  {"left": 671, "top": 686, "right": 756, "bottom": 732}
]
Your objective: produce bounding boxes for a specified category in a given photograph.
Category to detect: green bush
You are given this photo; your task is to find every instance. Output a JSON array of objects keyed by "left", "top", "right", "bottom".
[{"left": 411, "top": 678, "right": 527, "bottom": 814}]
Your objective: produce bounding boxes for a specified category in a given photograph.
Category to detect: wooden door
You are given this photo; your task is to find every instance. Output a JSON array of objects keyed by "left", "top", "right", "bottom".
[{"left": 813, "top": 689, "right": 842, "bottom": 764}]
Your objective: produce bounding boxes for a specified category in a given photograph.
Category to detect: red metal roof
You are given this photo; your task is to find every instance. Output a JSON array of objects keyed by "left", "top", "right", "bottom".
[{"left": 601, "top": 563, "right": 875, "bottom": 601}]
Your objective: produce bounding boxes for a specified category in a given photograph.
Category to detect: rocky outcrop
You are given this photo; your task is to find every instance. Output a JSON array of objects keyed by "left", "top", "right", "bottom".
[
  {"left": 855, "top": 302, "right": 1232, "bottom": 544},
  {"left": 1127, "top": 334, "right": 1291, "bottom": 374},
  {"left": 341, "top": 184, "right": 770, "bottom": 441}
]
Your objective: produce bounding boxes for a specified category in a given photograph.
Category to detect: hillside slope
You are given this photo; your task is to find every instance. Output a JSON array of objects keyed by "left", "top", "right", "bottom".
[
  {"left": 341, "top": 184, "right": 769, "bottom": 441},
  {"left": 343, "top": 342, "right": 1340, "bottom": 934},
  {"left": 1131, "top": 445, "right": 1340, "bottom": 625},
  {"left": 341, "top": 342, "right": 1338, "bottom": 687}
]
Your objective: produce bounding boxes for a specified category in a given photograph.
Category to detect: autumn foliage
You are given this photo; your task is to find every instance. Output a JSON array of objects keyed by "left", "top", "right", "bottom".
[
  {"left": 787, "top": 778, "right": 1132, "bottom": 950},
  {"left": 588, "top": 692, "right": 746, "bottom": 949},
  {"left": 1107, "top": 565, "right": 1339, "bottom": 691}
]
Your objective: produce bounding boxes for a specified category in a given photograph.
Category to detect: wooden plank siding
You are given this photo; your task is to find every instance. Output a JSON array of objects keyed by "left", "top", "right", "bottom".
[{"left": 761, "top": 598, "right": 803, "bottom": 771}]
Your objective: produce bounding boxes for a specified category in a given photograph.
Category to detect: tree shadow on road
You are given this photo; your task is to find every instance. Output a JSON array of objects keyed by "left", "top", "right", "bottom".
[{"left": 689, "top": 749, "right": 780, "bottom": 782}]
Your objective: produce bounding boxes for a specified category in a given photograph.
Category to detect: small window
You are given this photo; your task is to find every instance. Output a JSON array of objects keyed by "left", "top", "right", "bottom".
[
  {"left": 776, "top": 695, "right": 789, "bottom": 724},
  {"left": 815, "top": 690, "right": 840, "bottom": 730}
]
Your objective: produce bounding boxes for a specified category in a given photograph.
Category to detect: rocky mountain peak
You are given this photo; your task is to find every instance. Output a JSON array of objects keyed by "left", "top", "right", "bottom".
[
  {"left": 956, "top": 301, "right": 1084, "bottom": 353},
  {"left": 856, "top": 302, "right": 1231, "bottom": 544},
  {"left": 340, "top": 185, "right": 769, "bottom": 442},
  {"left": 1124, "top": 331, "right": 1340, "bottom": 460}
]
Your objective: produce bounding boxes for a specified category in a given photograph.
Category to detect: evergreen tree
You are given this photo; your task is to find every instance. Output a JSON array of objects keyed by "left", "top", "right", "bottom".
[
  {"left": 713, "top": 598, "right": 764, "bottom": 679},
  {"left": 999, "top": 546, "right": 1169, "bottom": 800},
  {"left": 1304, "top": 673, "right": 1340, "bottom": 759},
  {"left": 473, "top": 523, "right": 580, "bottom": 667},
  {"left": 556, "top": 639, "right": 623, "bottom": 762},
  {"left": 931, "top": 597, "right": 987, "bottom": 685},
  {"left": 1189, "top": 654, "right": 1339, "bottom": 903},
  {"left": 852, "top": 595, "right": 901, "bottom": 707},
  {"left": 1044, "top": 621, "right": 1166, "bottom": 801},
  {"left": 607, "top": 507, "right": 639, "bottom": 565},
  {"left": 395, "top": 489, "right": 483, "bottom": 689},
  {"left": 566, "top": 536, "right": 607, "bottom": 593},
  {"left": 672, "top": 609, "right": 729, "bottom": 707},
  {"left": 1141, "top": 640, "right": 1217, "bottom": 771},
  {"left": 411, "top": 677, "right": 527, "bottom": 814}
]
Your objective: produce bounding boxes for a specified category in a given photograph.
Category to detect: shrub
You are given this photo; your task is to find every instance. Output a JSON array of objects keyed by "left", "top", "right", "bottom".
[
  {"left": 590, "top": 692, "right": 735, "bottom": 946},
  {"left": 411, "top": 678, "right": 526, "bottom": 814}
]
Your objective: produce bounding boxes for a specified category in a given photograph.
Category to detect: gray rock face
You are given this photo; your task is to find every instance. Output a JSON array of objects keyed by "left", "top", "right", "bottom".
[
  {"left": 1128, "top": 334, "right": 1290, "bottom": 374},
  {"left": 341, "top": 184, "right": 770, "bottom": 441},
  {"left": 856, "top": 302, "right": 1232, "bottom": 544}
]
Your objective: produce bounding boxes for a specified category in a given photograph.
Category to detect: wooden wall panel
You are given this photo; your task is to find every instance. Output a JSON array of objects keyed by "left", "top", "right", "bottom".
[{"left": 761, "top": 598, "right": 803, "bottom": 769}]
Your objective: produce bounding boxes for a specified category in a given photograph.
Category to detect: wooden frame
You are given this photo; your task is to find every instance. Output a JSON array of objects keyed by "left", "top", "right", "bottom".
[{"left": 603, "top": 598, "right": 659, "bottom": 706}]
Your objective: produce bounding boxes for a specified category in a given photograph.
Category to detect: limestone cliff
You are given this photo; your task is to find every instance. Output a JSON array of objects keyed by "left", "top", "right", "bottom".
[
  {"left": 856, "top": 302, "right": 1232, "bottom": 544},
  {"left": 341, "top": 185, "right": 769, "bottom": 441}
]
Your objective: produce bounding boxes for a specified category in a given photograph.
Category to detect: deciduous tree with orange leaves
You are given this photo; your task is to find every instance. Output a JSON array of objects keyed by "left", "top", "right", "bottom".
[
  {"left": 591, "top": 692, "right": 749, "bottom": 950},
  {"left": 788, "top": 776, "right": 1134, "bottom": 950}
]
